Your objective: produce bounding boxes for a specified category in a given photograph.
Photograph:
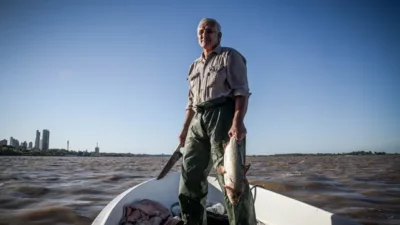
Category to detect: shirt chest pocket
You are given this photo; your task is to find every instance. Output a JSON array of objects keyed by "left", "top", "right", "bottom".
[
  {"left": 188, "top": 72, "right": 201, "bottom": 91},
  {"left": 207, "top": 65, "right": 227, "bottom": 88}
]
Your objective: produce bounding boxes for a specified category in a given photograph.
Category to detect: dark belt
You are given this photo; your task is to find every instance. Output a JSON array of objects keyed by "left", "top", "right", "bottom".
[{"left": 195, "top": 96, "right": 234, "bottom": 113}]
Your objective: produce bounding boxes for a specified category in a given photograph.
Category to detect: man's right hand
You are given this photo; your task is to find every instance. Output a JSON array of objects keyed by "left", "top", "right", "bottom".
[{"left": 178, "top": 129, "right": 188, "bottom": 147}]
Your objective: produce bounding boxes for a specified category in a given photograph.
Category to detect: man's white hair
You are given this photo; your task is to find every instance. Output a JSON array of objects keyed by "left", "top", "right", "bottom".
[{"left": 198, "top": 18, "right": 221, "bottom": 33}]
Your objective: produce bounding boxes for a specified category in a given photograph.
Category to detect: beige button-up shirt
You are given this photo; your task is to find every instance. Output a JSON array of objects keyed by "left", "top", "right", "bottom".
[{"left": 186, "top": 45, "right": 251, "bottom": 111}]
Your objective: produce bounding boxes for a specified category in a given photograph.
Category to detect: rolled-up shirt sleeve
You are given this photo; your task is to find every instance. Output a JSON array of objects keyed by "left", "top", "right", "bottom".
[
  {"left": 226, "top": 49, "right": 251, "bottom": 97},
  {"left": 185, "top": 88, "right": 193, "bottom": 110}
]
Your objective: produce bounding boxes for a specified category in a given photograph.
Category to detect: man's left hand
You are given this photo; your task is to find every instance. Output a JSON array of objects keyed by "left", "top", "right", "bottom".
[{"left": 228, "top": 122, "right": 247, "bottom": 141}]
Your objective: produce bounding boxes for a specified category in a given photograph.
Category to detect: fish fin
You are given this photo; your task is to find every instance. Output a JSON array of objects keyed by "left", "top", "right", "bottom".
[
  {"left": 222, "top": 142, "right": 228, "bottom": 152},
  {"left": 244, "top": 164, "right": 251, "bottom": 174},
  {"left": 216, "top": 166, "right": 226, "bottom": 174}
]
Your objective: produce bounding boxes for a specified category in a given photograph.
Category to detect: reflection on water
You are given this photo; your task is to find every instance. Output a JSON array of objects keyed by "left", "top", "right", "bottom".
[{"left": 0, "top": 155, "right": 399, "bottom": 225}]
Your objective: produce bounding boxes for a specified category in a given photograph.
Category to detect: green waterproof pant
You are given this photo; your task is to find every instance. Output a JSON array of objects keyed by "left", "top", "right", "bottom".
[{"left": 178, "top": 97, "right": 257, "bottom": 225}]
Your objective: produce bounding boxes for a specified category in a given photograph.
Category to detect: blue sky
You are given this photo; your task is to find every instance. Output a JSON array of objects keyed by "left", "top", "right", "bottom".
[{"left": 1, "top": 0, "right": 399, "bottom": 154}]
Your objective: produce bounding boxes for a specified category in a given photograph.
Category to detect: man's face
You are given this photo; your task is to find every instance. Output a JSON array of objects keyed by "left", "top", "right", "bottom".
[{"left": 197, "top": 21, "right": 221, "bottom": 51}]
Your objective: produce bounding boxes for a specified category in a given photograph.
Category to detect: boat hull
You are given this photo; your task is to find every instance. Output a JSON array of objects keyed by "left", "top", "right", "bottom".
[{"left": 92, "top": 172, "right": 360, "bottom": 225}]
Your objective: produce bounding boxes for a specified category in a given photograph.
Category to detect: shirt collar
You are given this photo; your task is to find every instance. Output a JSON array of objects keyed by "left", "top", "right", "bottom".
[{"left": 199, "top": 45, "right": 222, "bottom": 61}]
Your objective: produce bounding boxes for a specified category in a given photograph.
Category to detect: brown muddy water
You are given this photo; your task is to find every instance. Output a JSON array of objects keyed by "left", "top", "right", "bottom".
[{"left": 0, "top": 155, "right": 399, "bottom": 225}]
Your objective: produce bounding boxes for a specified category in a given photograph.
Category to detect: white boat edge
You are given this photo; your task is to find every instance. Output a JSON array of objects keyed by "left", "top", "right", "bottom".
[{"left": 92, "top": 172, "right": 361, "bottom": 225}]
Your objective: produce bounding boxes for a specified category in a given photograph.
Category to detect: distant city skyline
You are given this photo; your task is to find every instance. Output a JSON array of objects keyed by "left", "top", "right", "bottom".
[
  {"left": 1, "top": 0, "right": 399, "bottom": 154},
  {"left": 0, "top": 129, "right": 103, "bottom": 153},
  {"left": 2, "top": 129, "right": 51, "bottom": 150}
]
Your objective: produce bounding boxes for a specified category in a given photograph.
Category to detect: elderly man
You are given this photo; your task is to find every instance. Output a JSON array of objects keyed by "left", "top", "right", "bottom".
[{"left": 177, "top": 18, "right": 257, "bottom": 225}]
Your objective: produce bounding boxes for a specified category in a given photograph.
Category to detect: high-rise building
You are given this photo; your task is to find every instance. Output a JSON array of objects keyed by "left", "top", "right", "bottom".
[
  {"left": 95, "top": 143, "right": 100, "bottom": 154},
  {"left": 10, "top": 137, "right": 19, "bottom": 147},
  {"left": 28, "top": 142, "right": 33, "bottom": 149},
  {"left": 42, "top": 129, "right": 50, "bottom": 150},
  {"left": 22, "top": 141, "right": 27, "bottom": 150},
  {"left": 0, "top": 139, "right": 7, "bottom": 146},
  {"left": 35, "top": 130, "right": 40, "bottom": 149}
]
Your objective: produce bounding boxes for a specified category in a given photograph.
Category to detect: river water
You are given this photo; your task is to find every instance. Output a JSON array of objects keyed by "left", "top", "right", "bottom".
[{"left": 0, "top": 155, "right": 399, "bottom": 225}]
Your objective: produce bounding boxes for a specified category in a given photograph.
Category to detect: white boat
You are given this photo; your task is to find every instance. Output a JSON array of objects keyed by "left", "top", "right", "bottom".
[{"left": 92, "top": 172, "right": 360, "bottom": 225}]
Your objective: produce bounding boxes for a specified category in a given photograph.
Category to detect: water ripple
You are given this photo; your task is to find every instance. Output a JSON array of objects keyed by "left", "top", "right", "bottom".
[{"left": 0, "top": 155, "right": 399, "bottom": 225}]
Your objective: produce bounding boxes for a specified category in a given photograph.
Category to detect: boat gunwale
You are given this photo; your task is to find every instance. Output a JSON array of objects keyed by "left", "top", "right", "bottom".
[{"left": 91, "top": 177, "right": 157, "bottom": 225}]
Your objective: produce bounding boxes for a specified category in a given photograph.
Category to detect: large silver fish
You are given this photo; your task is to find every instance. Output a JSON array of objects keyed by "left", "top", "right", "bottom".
[{"left": 217, "top": 137, "right": 250, "bottom": 205}]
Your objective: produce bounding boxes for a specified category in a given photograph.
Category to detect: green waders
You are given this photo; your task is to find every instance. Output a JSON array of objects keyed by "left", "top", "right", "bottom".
[{"left": 178, "top": 96, "right": 257, "bottom": 225}]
